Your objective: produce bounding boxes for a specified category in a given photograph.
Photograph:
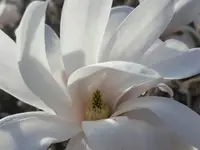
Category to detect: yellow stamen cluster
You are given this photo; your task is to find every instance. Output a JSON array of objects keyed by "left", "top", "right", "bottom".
[{"left": 85, "top": 90, "right": 110, "bottom": 121}]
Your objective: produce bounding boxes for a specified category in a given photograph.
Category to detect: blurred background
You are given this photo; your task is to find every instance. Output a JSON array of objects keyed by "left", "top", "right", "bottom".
[{"left": 0, "top": 0, "right": 200, "bottom": 124}]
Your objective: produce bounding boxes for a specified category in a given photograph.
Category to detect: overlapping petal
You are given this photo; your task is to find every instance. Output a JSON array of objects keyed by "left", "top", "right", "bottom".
[
  {"left": 45, "top": 25, "right": 67, "bottom": 90},
  {"left": 138, "top": 39, "right": 189, "bottom": 66},
  {"left": 0, "top": 29, "right": 53, "bottom": 113},
  {"left": 16, "top": 1, "right": 72, "bottom": 118},
  {"left": 164, "top": 39, "right": 189, "bottom": 51},
  {"left": 150, "top": 48, "right": 200, "bottom": 79},
  {"left": 101, "top": 0, "right": 174, "bottom": 62},
  {"left": 99, "top": 6, "right": 134, "bottom": 62},
  {"left": 45, "top": 24, "right": 64, "bottom": 74},
  {"left": 66, "top": 132, "right": 89, "bottom": 150},
  {"left": 166, "top": 0, "right": 200, "bottom": 34},
  {"left": 67, "top": 61, "right": 161, "bottom": 121},
  {"left": 0, "top": 112, "right": 80, "bottom": 150},
  {"left": 113, "top": 96, "right": 200, "bottom": 149},
  {"left": 140, "top": 0, "right": 200, "bottom": 35},
  {"left": 82, "top": 116, "right": 193, "bottom": 150},
  {"left": 60, "top": 0, "right": 112, "bottom": 76}
]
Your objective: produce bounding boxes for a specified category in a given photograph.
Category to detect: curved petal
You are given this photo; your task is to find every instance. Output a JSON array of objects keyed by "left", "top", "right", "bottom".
[
  {"left": 157, "top": 83, "right": 174, "bottom": 97},
  {"left": 82, "top": 116, "right": 192, "bottom": 150},
  {"left": 101, "top": 0, "right": 174, "bottom": 62},
  {"left": 164, "top": 39, "right": 189, "bottom": 51},
  {"left": 115, "top": 78, "right": 164, "bottom": 107},
  {"left": 165, "top": 0, "right": 200, "bottom": 34},
  {"left": 150, "top": 48, "right": 200, "bottom": 79},
  {"left": 16, "top": 1, "right": 72, "bottom": 119},
  {"left": 98, "top": 6, "right": 134, "bottom": 62},
  {"left": 123, "top": 109, "right": 197, "bottom": 150},
  {"left": 148, "top": 39, "right": 164, "bottom": 50},
  {"left": 113, "top": 96, "right": 200, "bottom": 149},
  {"left": 0, "top": 29, "right": 53, "bottom": 113},
  {"left": 0, "top": 112, "right": 80, "bottom": 150},
  {"left": 45, "top": 25, "right": 67, "bottom": 90},
  {"left": 67, "top": 61, "right": 161, "bottom": 121},
  {"left": 45, "top": 24, "right": 64, "bottom": 74},
  {"left": 169, "top": 34, "right": 196, "bottom": 49},
  {"left": 66, "top": 132, "right": 89, "bottom": 150},
  {"left": 164, "top": 26, "right": 199, "bottom": 49},
  {"left": 138, "top": 39, "right": 189, "bottom": 66},
  {"left": 60, "top": 0, "right": 112, "bottom": 74}
]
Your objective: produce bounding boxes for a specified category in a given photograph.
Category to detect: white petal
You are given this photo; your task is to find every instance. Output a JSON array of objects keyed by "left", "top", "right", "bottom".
[
  {"left": 60, "top": 0, "right": 112, "bottom": 73},
  {"left": 150, "top": 48, "right": 200, "bottom": 79},
  {"left": 45, "top": 24, "right": 64, "bottom": 74},
  {"left": 98, "top": 6, "right": 134, "bottom": 62},
  {"left": 164, "top": 39, "right": 189, "bottom": 51},
  {"left": 102, "top": 0, "right": 174, "bottom": 62},
  {"left": 136, "top": 39, "right": 163, "bottom": 64},
  {"left": 0, "top": 112, "right": 80, "bottom": 150},
  {"left": 17, "top": 1, "right": 72, "bottom": 118},
  {"left": 169, "top": 35, "right": 196, "bottom": 49},
  {"left": 45, "top": 25, "right": 67, "bottom": 90},
  {"left": 67, "top": 61, "right": 161, "bottom": 120},
  {"left": 165, "top": 0, "right": 200, "bottom": 34},
  {"left": 138, "top": 39, "right": 188, "bottom": 66},
  {"left": 166, "top": 26, "right": 200, "bottom": 48},
  {"left": 0, "top": 29, "right": 53, "bottom": 113},
  {"left": 157, "top": 83, "right": 174, "bottom": 97},
  {"left": 116, "top": 78, "right": 164, "bottom": 107},
  {"left": 148, "top": 39, "right": 164, "bottom": 50},
  {"left": 66, "top": 132, "right": 90, "bottom": 150},
  {"left": 123, "top": 110, "right": 197, "bottom": 150},
  {"left": 83, "top": 117, "right": 186, "bottom": 150},
  {"left": 113, "top": 96, "right": 200, "bottom": 149}
]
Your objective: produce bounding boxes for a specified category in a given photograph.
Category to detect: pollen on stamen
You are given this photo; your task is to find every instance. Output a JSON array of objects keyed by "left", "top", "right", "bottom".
[{"left": 84, "top": 90, "right": 110, "bottom": 121}]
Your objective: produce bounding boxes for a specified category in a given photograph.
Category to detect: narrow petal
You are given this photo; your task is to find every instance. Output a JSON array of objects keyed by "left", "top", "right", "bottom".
[
  {"left": 0, "top": 112, "right": 80, "bottom": 150},
  {"left": 66, "top": 132, "right": 89, "bottom": 150},
  {"left": 150, "top": 48, "right": 200, "bottom": 79},
  {"left": 101, "top": 0, "right": 174, "bottom": 62},
  {"left": 45, "top": 25, "right": 67, "bottom": 90},
  {"left": 0, "top": 29, "right": 53, "bottom": 113},
  {"left": 67, "top": 61, "right": 161, "bottom": 121},
  {"left": 45, "top": 24, "right": 64, "bottom": 74},
  {"left": 60, "top": 0, "right": 112, "bottom": 73},
  {"left": 113, "top": 96, "right": 200, "bottom": 149},
  {"left": 17, "top": 1, "right": 72, "bottom": 118},
  {"left": 98, "top": 6, "right": 134, "bottom": 62},
  {"left": 82, "top": 117, "right": 190, "bottom": 150}
]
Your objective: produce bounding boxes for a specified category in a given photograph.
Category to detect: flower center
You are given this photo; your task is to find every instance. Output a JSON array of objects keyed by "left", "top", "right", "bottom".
[{"left": 84, "top": 90, "right": 110, "bottom": 121}]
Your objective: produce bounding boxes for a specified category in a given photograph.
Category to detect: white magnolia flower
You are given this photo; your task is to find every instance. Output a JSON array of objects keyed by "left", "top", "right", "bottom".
[{"left": 0, "top": 0, "right": 200, "bottom": 150}]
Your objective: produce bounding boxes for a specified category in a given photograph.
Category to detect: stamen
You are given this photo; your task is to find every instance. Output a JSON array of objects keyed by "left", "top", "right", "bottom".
[{"left": 85, "top": 90, "right": 110, "bottom": 121}]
